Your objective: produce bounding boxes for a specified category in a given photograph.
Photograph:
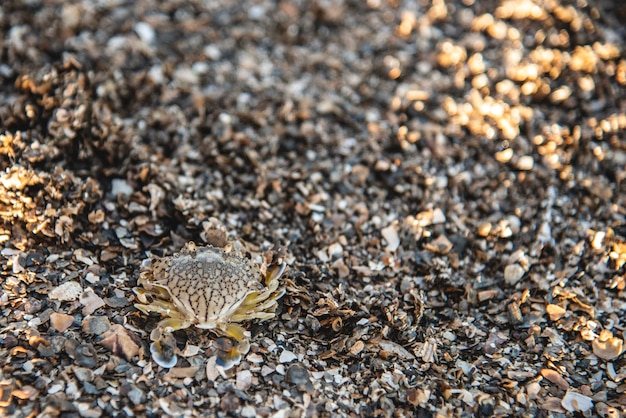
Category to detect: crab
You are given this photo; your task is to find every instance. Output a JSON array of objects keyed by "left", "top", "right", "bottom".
[{"left": 133, "top": 241, "right": 286, "bottom": 369}]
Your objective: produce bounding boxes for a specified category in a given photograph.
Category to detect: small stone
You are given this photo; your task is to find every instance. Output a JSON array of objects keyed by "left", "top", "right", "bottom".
[
  {"left": 442, "top": 331, "right": 456, "bottom": 342},
  {"left": 516, "top": 155, "right": 534, "bottom": 170},
  {"left": 431, "top": 208, "right": 446, "bottom": 224},
  {"left": 248, "top": 4, "right": 265, "bottom": 20},
  {"left": 84, "top": 272, "right": 99, "bottom": 284},
  {"left": 134, "top": 22, "right": 155, "bottom": 45},
  {"left": 11, "top": 385, "right": 37, "bottom": 401},
  {"left": 504, "top": 264, "right": 525, "bottom": 286},
  {"left": 304, "top": 314, "right": 320, "bottom": 332},
  {"left": 483, "top": 332, "right": 508, "bottom": 355},
  {"left": 49, "top": 281, "right": 83, "bottom": 302},
  {"left": 285, "top": 364, "right": 313, "bottom": 391},
  {"left": 50, "top": 312, "right": 74, "bottom": 332},
  {"left": 23, "top": 298, "right": 42, "bottom": 314},
  {"left": 261, "top": 365, "right": 274, "bottom": 377},
  {"left": 75, "top": 402, "right": 102, "bottom": 418},
  {"left": 477, "top": 222, "right": 492, "bottom": 237},
  {"left": 82, "top": 316, "right": 111, "bottom": 335},
  {"left": 279, "top": 349, "right": 298, "bottom": 363}
]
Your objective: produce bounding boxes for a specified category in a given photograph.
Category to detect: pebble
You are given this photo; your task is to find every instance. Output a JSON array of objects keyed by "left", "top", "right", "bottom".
[
  {"left": 261, "top": 365, "right": 274, "bottom": 377},
  {"left": 327, "top": 242, "right": 344, "bottom": 259},
  {"left": 23, "top": 298, "right": 42, "bottom": 314},
  {"left": 516, "top": 155, "right": 534, "bottom": 170},
  {"left": 285, "top": 364, "right": 313, "bottom": 391},
  {"left": 378, "top": 340, "right": 415, "bottom": 360},
  {"left": 206, "top": 357, "right": 220, "bottom": 381},
  {"left": 546, "top": 304, "right": 567, "bottom": 321},
  {"left": 104, "top": 296, "right": 130, "bottom": 308},
  {"left": 48, "top": 383, "right": 64, "bottom": 395}
]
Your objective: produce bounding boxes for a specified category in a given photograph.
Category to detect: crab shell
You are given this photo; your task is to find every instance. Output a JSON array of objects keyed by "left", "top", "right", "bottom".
[{"left": 134, "top": 241, "right": 286, "bottom": 369}]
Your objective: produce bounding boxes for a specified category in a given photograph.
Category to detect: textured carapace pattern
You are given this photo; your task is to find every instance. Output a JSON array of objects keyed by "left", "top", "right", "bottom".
[{"left": 150, "top": 244, "right": 265, "bottom": 325}]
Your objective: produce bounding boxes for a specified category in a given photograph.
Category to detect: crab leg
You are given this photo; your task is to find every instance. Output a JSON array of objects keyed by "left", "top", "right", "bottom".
[
  {"left": 234, "top": 287, "right": 285, "bottom": 317},
  {"left": 133, "top": 285, "right": 172, "bottom": 304},
  {"left": 134, "top": 299, "right": 180, "bottom": 316},
  {"left": 147, "top": 315, "right": 195, "bottom": 369},
  {"left": 265, "top": 262, "right": 286, "bottom": 287},
  {"left": 214, "top": 324, "right": 252, "bottom": 370}
]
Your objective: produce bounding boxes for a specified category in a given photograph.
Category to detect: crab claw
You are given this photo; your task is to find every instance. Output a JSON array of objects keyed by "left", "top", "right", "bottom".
[
  {"left": 150, "top": 332, "right": 178, "bottom": 368},
  {"left": 213, "top": 336, "right": 251, "bottom": 370}
]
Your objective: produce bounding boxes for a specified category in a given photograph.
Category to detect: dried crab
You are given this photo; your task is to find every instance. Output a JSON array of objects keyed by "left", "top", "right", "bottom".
[{"left": 133, "top": 241, "right": 286, "bottom": 369}]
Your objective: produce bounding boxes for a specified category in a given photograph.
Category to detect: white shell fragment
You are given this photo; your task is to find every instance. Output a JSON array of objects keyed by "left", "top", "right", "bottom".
[
  {"left": 381, "top": 224, "right": 400, "bottom": 252},
  {"left": 111, "top": 178, "right": 133, "bottom": 196},
  {"left": 592, "top": 333, "right": 624, "bottom": 361},
  {"left": 504, "top": 264, "right": 525, "bottom": 286},
  {"left": 561, "top": 390, "right": 593, "bottom": 413},
  {"left": 49, "top": 281, "right": 83, "bottom": 302},
  {"left": 279, "top": 350, "right": 298, "bottom": 364}
]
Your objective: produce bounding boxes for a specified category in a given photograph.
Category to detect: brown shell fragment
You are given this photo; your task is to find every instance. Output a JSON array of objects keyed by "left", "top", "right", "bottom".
[
  {"left": 546, "top": 304, "right": 567, "bottom": 321},
  {"left": 540, "top": 368, "right": 569, "bottom": 390},
  {"left": 100, "top": 324, "right": 141, "bottom": 361},
  {"left": 49, "top": 312, "right": 74, "bottom": 332},
  {"left": 592, "top": 334, "right": 624, "bottom": 361}
]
